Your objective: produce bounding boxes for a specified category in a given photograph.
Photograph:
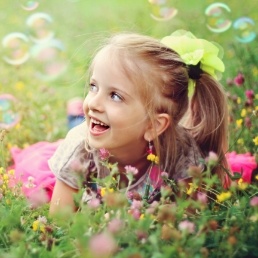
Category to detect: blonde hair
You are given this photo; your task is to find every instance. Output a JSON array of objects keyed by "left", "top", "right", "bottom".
[{"left": 87, "top": 32, "right": 229, "bottom": 186}]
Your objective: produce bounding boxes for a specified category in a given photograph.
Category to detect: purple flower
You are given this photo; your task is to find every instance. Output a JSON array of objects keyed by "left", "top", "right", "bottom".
[
  {"left": 234, "top": 72, "right": 245, "bottom": 86},
  {"left": 99, "top": 148, "right": 110, "bottom": 161},
  {"left": 245, "top": 89, "right": 254, "bottom": 99}
]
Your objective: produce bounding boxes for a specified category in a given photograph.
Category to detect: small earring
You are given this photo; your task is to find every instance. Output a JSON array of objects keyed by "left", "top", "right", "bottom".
[{"left": 147, "top": 140, "right": 153, "bottom": 154}]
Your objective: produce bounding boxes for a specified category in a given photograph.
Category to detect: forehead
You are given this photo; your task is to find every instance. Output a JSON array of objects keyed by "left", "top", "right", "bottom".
[
  {"left": 92, "top": 47, "right": 134, "bottom": 79},
  {"left": 91, "top": 47, "right": 139, "bottom": 92}
]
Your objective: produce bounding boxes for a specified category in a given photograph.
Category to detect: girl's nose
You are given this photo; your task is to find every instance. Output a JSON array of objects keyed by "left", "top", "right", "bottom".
[{"left": 85, "top": 92, "right": 104, "bottom": 113}]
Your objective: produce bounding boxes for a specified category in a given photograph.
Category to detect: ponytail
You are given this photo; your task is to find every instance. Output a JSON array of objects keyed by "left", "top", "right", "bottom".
[{"left": 184, "top": 73, "right": 230, "bottom": 186}]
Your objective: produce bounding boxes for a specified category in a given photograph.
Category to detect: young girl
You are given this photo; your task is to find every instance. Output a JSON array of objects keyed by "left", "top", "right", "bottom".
[{"left": 48, "top": 30, "right": 230, "bottom": 214}]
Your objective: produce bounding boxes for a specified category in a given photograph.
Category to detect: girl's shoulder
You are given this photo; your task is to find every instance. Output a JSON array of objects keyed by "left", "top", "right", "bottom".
[
  {"left": 174, "top": 130, "right": 204, "bottom": 180},
  {"left": 48, "top": 122, "right": 97, "bottom": 189}
]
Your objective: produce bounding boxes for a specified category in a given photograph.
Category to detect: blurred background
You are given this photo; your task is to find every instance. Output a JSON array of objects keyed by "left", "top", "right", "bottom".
[{"left": 0, "top": 0, "right": 257, "bottom": 164}]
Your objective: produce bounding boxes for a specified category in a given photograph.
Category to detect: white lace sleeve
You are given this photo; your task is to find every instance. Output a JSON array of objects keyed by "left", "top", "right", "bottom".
[{"left": 48, "top": 122, "right": 94, "bottom": 189}]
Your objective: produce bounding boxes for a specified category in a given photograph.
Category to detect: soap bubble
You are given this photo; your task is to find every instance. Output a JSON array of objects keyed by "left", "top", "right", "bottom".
[
  {"left": 2, "top": 32, "right": 30, "bottom": 66},
  {"left": 233, "top": 17, "right": 256, "bottom": 43},
  {"left": 20, "top": 0, "right": 39, "bottom": 11},
  {"left": 205, "top": 2, "right": 232, "bottom": 33},
  {"left": 149, "top": 0, "right": 178, "bottom": 21},
  {"left": 30, "top": 39, "right": 67, "bottom": 81},
  {"left": 26, "top": 12, "right": 54, "bottom": 43},
  {"left": 0, "top": 94, "right": 21, "bottom": 129}
]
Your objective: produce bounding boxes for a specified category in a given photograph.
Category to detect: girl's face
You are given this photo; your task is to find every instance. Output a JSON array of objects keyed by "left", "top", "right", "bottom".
[{"left": 83, "top": 49, "right": 151, "bottom": 157}]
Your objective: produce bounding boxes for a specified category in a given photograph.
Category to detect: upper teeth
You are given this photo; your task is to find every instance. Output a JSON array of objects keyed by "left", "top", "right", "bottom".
[{"left": 91, "top": 118, "right": 108, "bottom": 126}]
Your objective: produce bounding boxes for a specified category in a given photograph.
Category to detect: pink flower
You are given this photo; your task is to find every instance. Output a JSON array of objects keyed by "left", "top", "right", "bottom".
[
  {"left": 226, "top": 152, "right": 257, "bottom": 183},
  {"left": 178, "top": 220, "right": 195, "bottom": 234},
  {"left": 89, "top": 232, "right": 117, "bottom": 258},
  {"left": 130, "top": 200, "right": 143, "bottom": 210},
  {"left": 197, "top": 192, "right": 208, "bottom": 205},
  {"left": 161, "top": 171, "right": 169, "bottom": 179},
  {"left": 244, "top": 117, "right": 252, "bottom": 129},
  {"left": 234, "top": 72, "right": 245, "bottom": 86},
  {"left": 131, "top": 208, "right": 141, "bottom": 220},
  {"left": 107, "top": 218, "right": 124, "bottom": 234},
  {"left": 250, "top": 196, "right": 258, "bottom": 207},
  {"left": 146, "top": 201, "right": 159, "bottom": 214},
  {"left": 99, "top": 148, "right": 110, "bottom": 161},
  {"left": 245, "top": 90, "right": 254, "bottom": 99},
  {"left": 206, "top": 151, "right": 218, "bottom": 165},
  {"left": 27, "top": 188, "right": 49, "bottom": 208},
  {"left": 124, "top": 165, "right": 138, "bottom": 175},
  {"left": 88, "top": 198, "right": 101, "bottom": 209}
]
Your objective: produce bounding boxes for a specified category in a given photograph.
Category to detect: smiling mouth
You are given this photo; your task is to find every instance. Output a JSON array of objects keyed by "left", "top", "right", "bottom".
[{"left": 91, "top": 118, "right": 110, "bottom": 132}]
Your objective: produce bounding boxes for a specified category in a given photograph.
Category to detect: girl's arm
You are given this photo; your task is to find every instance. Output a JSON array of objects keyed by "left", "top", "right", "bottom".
[{"left": 49, "top": 179, "right": 78, "bottom": 215}]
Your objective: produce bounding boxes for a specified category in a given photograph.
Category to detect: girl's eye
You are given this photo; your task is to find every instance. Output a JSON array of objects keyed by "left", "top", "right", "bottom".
[
  {"left": 111, "top": 92, "right": 122, "bottom": 102},
  {"left": 89, "top": 83, "right": 98, "bottom": 92}
]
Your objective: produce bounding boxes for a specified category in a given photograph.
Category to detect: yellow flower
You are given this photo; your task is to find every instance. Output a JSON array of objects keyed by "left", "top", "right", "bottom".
[
  {"left": 255, "top": 175, "right": 258, "bottom": 181},
  {"left": 236, "top": 119, "right": 243, "bottom": 128},
  {"left": 8, "top": 169, "right": 15, "bottom": 175},
  {"left": 240, "top": 109, "right": 247, "bottom": 118},
  {"left": 252, "top": 67, "right": 258, "bottom": 76},
  {"left": 216, "top": 191, "right": 232, "bottom": 202},
  {"left": 255, "top": 94, "right": 258, "bottom": 100},
  {"left": 253, "top": 136, "right": 258, "bottom": 146},
  {"left": 100, "top": 188, "right": 114, "bottom": 197},
  {"left": 147, "top": 154, "right": 159, "bottom": 164},
  {"left": 0, "top": 167, "right": 4, "bottom": 175},
  {"left": 15, "top": 123, "right": 21, "bottom": 130},
  {"left": 140, "top": 214, "right": 145, "bottom": 220},
  {"left": 3, "top": 174, "right": 9, "bottom": 181},
  {"left": 237, "top": 97, "right": 241, "bottom": 104},
  {"left": 15, "top": 81, "right": 25, "bottom": 91},
  {"left": 186, "top": 183, "right": 197, "bottom": 195},
  {"left": 101, "top": 188, "right": 106, "bottom": 197},
  {"left": 237, "top": 138, "right": 244, "bottom": 145},
  {"left": 32, "top": 220, "right": 39, "bottom": 231},
  {"left": 32, "top": 220, "right": 45, "bottom": 233},
  {"left": 237, "top": 178, "right": 248, "bottom": 190}
]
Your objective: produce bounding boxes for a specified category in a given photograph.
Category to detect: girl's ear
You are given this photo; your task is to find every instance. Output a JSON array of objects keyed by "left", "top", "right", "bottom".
[{"left": 144, "top": 113, "right": 170, "bottom": 141}]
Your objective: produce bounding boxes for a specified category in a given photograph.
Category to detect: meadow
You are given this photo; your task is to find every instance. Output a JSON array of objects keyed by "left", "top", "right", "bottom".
[{"left": 0, "top": 0, "right": 258, "bottom": 257}]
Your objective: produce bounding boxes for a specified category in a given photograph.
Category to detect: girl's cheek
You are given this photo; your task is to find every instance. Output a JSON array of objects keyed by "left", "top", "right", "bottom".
[{"left": 83, "top": 99, "right": 88, "bottom": 115}]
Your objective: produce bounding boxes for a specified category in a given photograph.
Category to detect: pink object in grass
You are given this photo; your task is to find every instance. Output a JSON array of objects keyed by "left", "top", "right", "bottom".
[
  {"left": 226, "top": 151, "right": 257, "bottom": 183},
  {"left": 89, "top": 232, "right": 117, "bottom": 257},
  {"left": 245, "top": 89, "right": 254, "bottom": 99},
  {"left": 66, "top": 97, "right": 84, "bottom": 116},
  {"left": 9, "top": 140, "right": 62, "bottom": 202},
  {"left": 233, "top": 72, "right": 245, "bottom": 86}
]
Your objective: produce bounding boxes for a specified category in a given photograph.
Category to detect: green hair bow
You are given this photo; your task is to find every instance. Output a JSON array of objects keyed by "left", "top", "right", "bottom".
[{"left": 161, "top": 30, "right": 225, "bottom": 96}]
